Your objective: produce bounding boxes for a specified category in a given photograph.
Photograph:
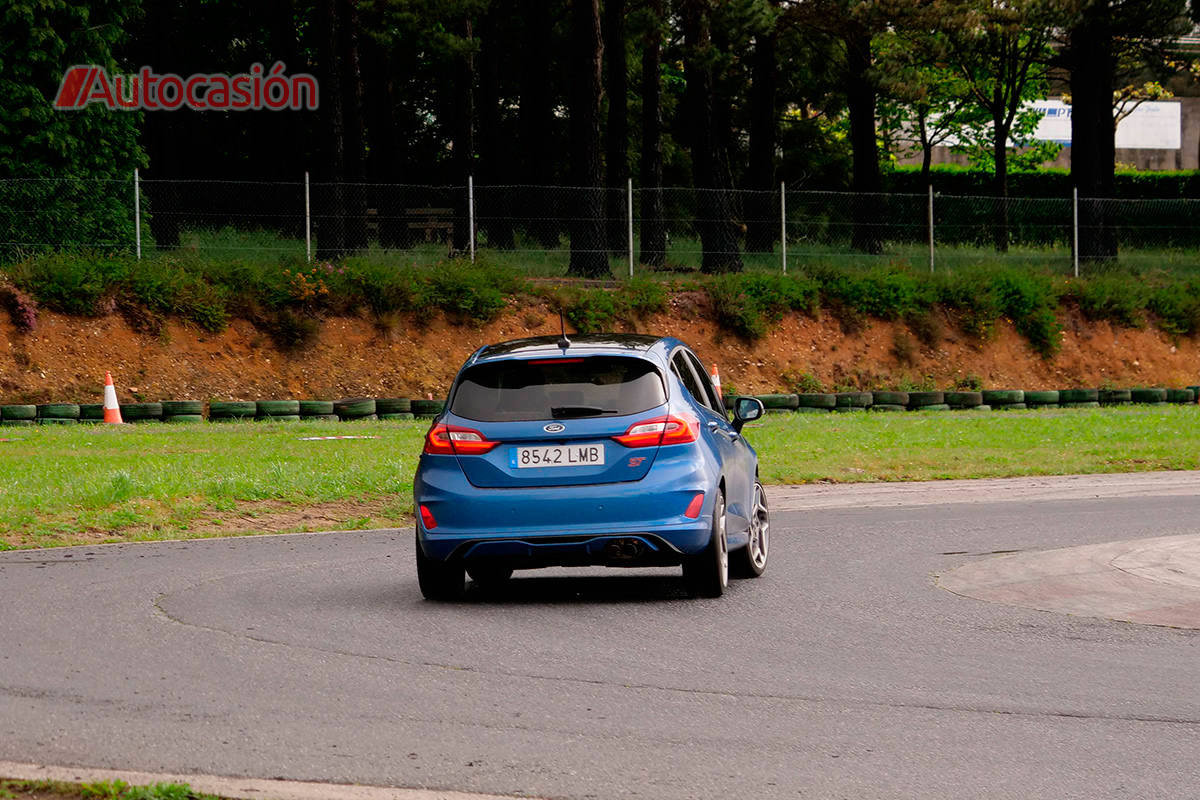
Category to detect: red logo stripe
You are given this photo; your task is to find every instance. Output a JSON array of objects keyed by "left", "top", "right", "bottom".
[{"left": 53, "top": 66, "right": 94, "bottom": 109}]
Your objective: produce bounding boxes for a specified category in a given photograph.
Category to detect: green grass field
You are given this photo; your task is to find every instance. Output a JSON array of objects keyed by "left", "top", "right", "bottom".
[{"left": 2, "top": 405, "right": 1198, "bottom": 550}]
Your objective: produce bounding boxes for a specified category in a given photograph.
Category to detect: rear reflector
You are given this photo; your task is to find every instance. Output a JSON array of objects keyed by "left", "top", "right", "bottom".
[
  {"left": 683, "top": 492, "right": 705, "bottom": 519},
  {"left": 419, "top": 504, "right": 437, "bottom": 530},
  {"left": 424, "top": 423, "right": 500, "bottom": 455},
  {"left": 612, "top": 413, "right": 699, "bottom": 448}
]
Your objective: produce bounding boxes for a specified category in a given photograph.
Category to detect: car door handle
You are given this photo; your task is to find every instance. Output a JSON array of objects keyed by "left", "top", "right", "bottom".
[{"left": 707, "top": 420, "right": 738, "bottom": 440}]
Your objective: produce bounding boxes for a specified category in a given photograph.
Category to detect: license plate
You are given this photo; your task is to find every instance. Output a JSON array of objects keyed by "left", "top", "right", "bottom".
[{"left": 511, "top": 444, "right": 605, "bottom": 468}]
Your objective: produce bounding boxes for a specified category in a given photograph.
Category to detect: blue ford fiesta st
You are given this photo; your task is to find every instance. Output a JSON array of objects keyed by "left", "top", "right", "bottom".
[{"left": 413, "top": 333, "right": 769, "bottom": 599}]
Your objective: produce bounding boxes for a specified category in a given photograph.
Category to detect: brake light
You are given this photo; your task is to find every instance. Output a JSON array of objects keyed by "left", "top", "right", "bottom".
[
  {"left": 423, "top": 423, "right": 500, "bottom": 455},
  {"left": 528, "top": 358, "right": 584, "bottom": 365},
  {"left": 612, "top": 413, "right": 699, "bottom": 448}
]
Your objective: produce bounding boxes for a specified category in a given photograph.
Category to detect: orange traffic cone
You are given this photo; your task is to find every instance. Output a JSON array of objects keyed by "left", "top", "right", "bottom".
[
  {"left": 102, "top": 372, "right": 124, "bottom": 424},
  {"left": 710, "top": 363, "right": 722, "bottom": 394}
]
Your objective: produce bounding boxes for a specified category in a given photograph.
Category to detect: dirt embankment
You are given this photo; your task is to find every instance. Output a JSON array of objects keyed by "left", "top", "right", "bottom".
[{"left": 1, "top": 296, "right": 1198, "bottom": 404}]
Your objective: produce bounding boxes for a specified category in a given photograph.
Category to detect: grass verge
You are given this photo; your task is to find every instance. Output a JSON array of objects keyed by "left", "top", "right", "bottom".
[
  {"left": 2, "top": 406, "right": 1199, "bottom": 550},
  {"left": 0, "top": 778, "right": 224, "bottom": 800}
]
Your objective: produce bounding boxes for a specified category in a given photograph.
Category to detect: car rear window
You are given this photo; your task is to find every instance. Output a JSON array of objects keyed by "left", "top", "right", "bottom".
[{"left": 451, "top": 356, "right": 667, "bottom": 422}]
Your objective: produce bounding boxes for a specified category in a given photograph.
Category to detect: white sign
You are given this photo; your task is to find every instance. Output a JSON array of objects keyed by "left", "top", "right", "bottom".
[{"left": 1030, "top": 99, "right": 1181, "bottom": 149}]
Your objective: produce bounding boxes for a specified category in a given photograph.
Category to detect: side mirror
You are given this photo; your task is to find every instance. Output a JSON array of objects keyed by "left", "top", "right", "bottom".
[{"left": 731, "top": 396, "right": 764, "bottom": 433}]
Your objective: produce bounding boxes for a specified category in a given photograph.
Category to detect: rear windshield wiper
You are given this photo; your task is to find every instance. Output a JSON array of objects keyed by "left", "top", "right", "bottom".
[{"left": 550, "top": 405, "right": 620, "bottom": 418}]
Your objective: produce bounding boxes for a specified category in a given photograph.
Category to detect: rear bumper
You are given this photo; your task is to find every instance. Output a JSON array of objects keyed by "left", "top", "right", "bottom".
[{"left": 414, "top": 452, "right": 715, "bottom": 565}]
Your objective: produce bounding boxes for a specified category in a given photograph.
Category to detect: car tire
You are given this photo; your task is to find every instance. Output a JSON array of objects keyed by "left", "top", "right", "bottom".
[
  {"left": 731, "top": 482, "right": 769, "bottom": 579},
  {"left": 415, "top": 531, "right": 464, "bottom": 601},
  {"left": 467, "top": 565, "right": 514, "bottom": 588},
  {"left": 683, "top": 489, "right": 728, "bottom": 598}
]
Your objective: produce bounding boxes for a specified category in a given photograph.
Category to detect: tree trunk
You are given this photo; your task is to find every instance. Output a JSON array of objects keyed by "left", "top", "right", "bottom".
[
  {"left": 604, "top": 0, "right": 628, "bottom": 255},
  {"left": 519, "top": 0, "right": 559, "bottom": 250},
  {"left": 993, "top": 118, "right": 1010, "bottom": 253},
  {"left": 745, "top": 18, "right": 778, "bottom": 253},
  {"left": 845, "top": 24, "right": 881, "bottom": 255},
  {"left": 479, "top": 6, "right": 514, "bottom": 249},
  {"left": 682, "top": 0, "right": 742, "bottom": 273},
  {"left": 337, "top": 0, "right": 368, "bottom": 253},
  {"left": 567, "top": 0, "right": 609, "bottom": 277},
  {"left": 638, "top": 0, "right": 666, "bottom": 268},
  {"left": 450, "top": 18, "right": 475, "bottom": 255},
  {"left": 1070, "top": 1, "right": 1117, "bottom": 263},
  {"left": 317, "top": 0, "right": 347, "bottom": 258}
]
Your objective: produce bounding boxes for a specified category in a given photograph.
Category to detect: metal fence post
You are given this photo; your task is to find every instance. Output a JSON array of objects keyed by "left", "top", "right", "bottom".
[
  {"left": 627, "top": 178, "right": 634, "bottom": 278},
  {"left": 133, "top": 168, "right": 141, "bottom": 260},
  {"left": 468, "top": 175, "right": 476, "bottom": 263},
  {"left": 1072, "top": 187, "right": 1080, "bottom": 278},
  {"left": 780, "top": 181, "right": 787, "bottom": 274},
  {"left": 927, "top": 185, "right": 934, "bottom": 273},
  {"left": 304, "top": 171, "right": 312, "bottom": 263}
]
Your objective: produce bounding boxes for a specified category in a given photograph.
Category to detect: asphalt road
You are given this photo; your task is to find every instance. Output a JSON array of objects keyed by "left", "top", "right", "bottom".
[{"left": 2, "top": 482, "right": 1200, "bottom": 799}]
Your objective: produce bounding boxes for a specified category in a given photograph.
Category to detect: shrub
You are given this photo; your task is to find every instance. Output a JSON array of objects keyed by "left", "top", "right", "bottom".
[
  {"left": 810, "top": 264, "right": 932, "bottom": 320},
  {"left": 619, "top": 276, "right": 669, "bottom": 317},
  {"left": 1069, "top": 275, "right": 1146, "bottom": 328},
  {"left": 8, "top": 251, "right": 123, "bottom": 315},
  {"left": 565, "top": 289, "right": 619, "bottom": 333},
  {"left": 0, "top": 276, "right": 37, "bottom": 330},
  {"left": 1148, "top": 281, "right": 1200, "bottom": 338},
  {"left": 705, "top": 272, "right": 819, "bottom": 340}
]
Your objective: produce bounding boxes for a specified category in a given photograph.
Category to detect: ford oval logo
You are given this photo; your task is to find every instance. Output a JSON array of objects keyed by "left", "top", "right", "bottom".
[{"left": 543, "top": 423, "right": 566, "bottom": 433}]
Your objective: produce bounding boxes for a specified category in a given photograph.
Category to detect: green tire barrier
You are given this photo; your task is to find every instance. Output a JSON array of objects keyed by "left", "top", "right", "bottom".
[
  {"left": 38, "top": 418, "right": 77, "bottom": 425},
  {"left": 1023, "top": 390, "right": 1059, "bottom": 405},
  {"left": 969, "top": 405, "right": 992, "bottom": 411},
  {"left": 915, "top": 403, "right": 951, "bottom": 411},
  {"left": 944, "top": 391, "right": 982, "bottom": 408},
  {"left": 872, "top": 391, "right": 908, "bottom": 406},
  {"left": 256, "top": 399, "right": 300, "bottom": 417},
  {"left": 907, "top": 391, "right": 944, "bottom": 408},
  {"left": 981, "top": 390, "right": 1023, "bottom": 406},
  {"left": 79, "top": 403, "right": 104, "bottom": 420},
  {"left": 121, "top": 402, "right": 163, "bottom": 422},
  {"left": 165, "top": 414, "right": 205, "bottom": 423},
  {"left": 348, "top": 413, "right": 379, "bottom": 421},
  {"left": 1165, "top": 388, "right": 1195, "bottom": 404},
  {"left": 1, "top": 404, "right": 36, "bottom": 421},
  {"left": 258, "top": 414, "right": 301, "bottom": 422},
  {"left": 1059, "top": 388, "right": 1098, "bottom": 403},
  {"left": 1030, "top": 404, "right": 1060, "bottom": 410},
  {"left": 1131, "top": 388, "right": 1168, "bottom": 404},
  {"left": 835, "top": 392, "right": 873, "bottom": 408},
  {"left": 301, "top": 414, "right": 342, "bottom": 422},
  {"left": 1099, "top": 389, "right": 1131, "bottom": 405},
  {"left": 757, "top": 393, "right": 800, "bottom": 410},
  {"left": 162, "top": 400, "right": 203, "bottom": 416},
  {"left": 997, "top": 402, "right": 1028, "bottom": 410},
  {"left": 1, "top": 419, "right": 34, "bottom": 426},
  {"left": 208, "top": 401, "right": 256, "bottom": 418},
  {"left": 796, "top": 393, "right": 836, "bottom": 409},
  {"left": 410, "top": 399, "right": 444, "bottom": 417},
  {"left": 870, "top": 404, "right": 906, "bottom": 412},
  {"left": 37, "top": 403, "right": 80, "bottom": 420},
  {"left": 380, "top": 412, "right": 416, "bottom": 420},
  {"left": 335, "top": 398, "right": 377, "bottom": 419},
  {"left": 831, "top": 406, "right": 865, "bottom": 413},
  {"left": 1188, "top": 386, "right": 1200, "bottom": 403},
  {"left": 1062, "top": 401, "right": 1100, "bottom": 408},
  {"left": 794, "top": 406, "right": 830, "bottom": 413},
  {"left": 376, "top": 398, "right": 413, "bottom": 414},
  {"left": 299, "top": 400, "right": 335, "bottom": 416}
]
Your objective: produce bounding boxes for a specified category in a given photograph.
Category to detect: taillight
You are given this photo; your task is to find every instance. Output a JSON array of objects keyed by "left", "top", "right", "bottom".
[
  {"left": 612, "top": 413, "right": 699, "bottom": 448},
  {"left": 419, "top": 504, "right": 438, "bottom": 529},
  {"left": 423, "top": 423, "right": 499, "bottom": 455}
]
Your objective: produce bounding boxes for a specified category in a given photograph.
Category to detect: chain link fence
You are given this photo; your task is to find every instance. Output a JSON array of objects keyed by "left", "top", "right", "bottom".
[{"left": 3, "top": 176, "right": 1200, "bottom": 273}]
